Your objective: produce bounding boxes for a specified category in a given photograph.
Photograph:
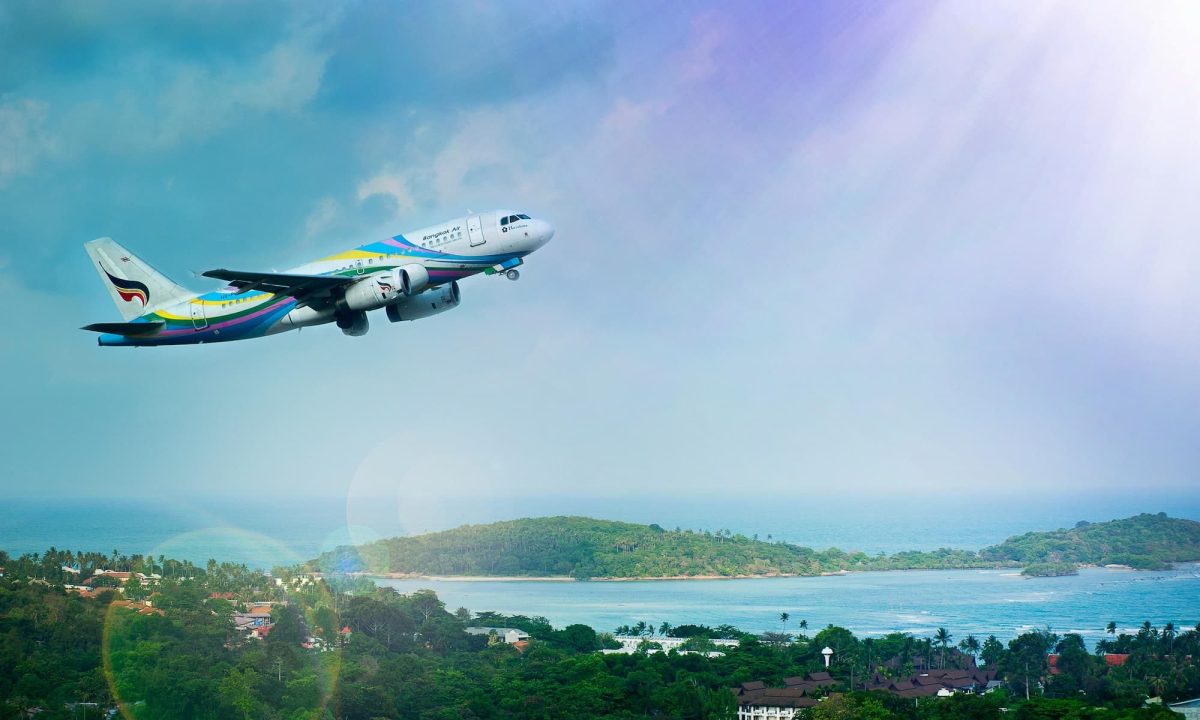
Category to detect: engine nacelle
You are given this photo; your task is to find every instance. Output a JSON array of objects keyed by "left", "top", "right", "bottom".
[
  {"left": 386, "top": 282, "right": 460, "bottom": 323},
  {"left": 340, "top": 273, "right": 402, "bottom": 313},
  {"left": 337, "top": 310, "right": 369, "bottom": 337},
  {"left": 396, "top": 264, "right": 429, "bottom": 296}
]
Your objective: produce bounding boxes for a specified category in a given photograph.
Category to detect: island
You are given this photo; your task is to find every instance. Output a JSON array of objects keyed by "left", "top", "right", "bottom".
[
  {"left": 1020, "top": 562, "right": 1079, "bottom": 577},
  {"left": 308, "top": 512, "right": 1200, "bottom": 580}
]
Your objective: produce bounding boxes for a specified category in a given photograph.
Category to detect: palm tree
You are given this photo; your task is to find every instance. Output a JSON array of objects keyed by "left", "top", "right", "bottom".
[
  {"left": 1162, "top": 622, "right": 1176, "bottom": 654},
  {"left": 799, "top": 619, "right": 808, "bottom": 632},
  {"left": 780, "top": 612, "right": 790, "bottom": 634},
  {"left": 959, "top": 635, "right": 980, "bottom": 665},
  {"left": 1106, "top": 621, "right": 1117, "bottom": 635},
  {"left": 935, "top": 628, "right": 953, "bottom": 669},
  {"left": 659, "top": 621, "right": 672, "bottom": 637}
]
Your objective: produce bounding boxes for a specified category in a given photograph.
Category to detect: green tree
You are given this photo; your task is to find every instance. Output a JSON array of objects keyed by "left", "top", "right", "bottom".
[
  {"left": 935, "top": 627, "right": 953, "bottom": 669},
  {"left": 959, "top": 634, "right": 981, "bottom": 665},
  {"left": 218, "top": 667, "right": 261, "bottom": 720},
  {"left": 981, "top": 635, "right": 1005, "bottom": 667}
]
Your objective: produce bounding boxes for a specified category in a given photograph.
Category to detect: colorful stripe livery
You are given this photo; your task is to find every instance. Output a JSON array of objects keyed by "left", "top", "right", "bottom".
[{"left": 88, "top": 209, "right": 555, "bottom": 347}]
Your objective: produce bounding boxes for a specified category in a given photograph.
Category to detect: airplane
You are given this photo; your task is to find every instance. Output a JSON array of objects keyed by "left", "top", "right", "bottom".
[{"left": 81, "top": 210, "right": 554, "bottom": 346}]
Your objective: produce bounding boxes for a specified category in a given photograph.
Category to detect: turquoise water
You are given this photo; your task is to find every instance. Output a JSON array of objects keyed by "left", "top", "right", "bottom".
[
  {"left": 3, "top": 496, "right": 1197, "bottom": 646},
  {"left": 4, "top": 494, "right": 1196, "bottom": 567},
  {"left": 377, "top": 565, "right": 1200, "bottom": 645}
]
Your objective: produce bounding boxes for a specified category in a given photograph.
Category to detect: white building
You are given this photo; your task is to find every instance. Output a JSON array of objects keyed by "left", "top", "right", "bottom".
[
  {"left": 465, "top": 626, "right": 530, "bottom": 644},
  {"left": 608, "top": 635, "right": 740, "bottom": 654}
]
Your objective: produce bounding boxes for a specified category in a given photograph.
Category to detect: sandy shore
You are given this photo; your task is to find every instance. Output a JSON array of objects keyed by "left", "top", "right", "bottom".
[{"left": 363, "top": 571, "right": 845, "bottom": 582}]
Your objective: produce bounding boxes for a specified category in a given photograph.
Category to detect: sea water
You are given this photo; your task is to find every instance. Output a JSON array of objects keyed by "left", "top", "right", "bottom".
[
  {"left": 3, "top": 495, "right": 1197, "bottom": 644},
  {"left": 377, "top": 565, "right": 1200, "bottom": 645}
]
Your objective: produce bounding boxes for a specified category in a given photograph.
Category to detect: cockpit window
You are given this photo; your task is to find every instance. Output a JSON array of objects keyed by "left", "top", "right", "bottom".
[
  {"left": 517, "top": 214, "right": 530, "bottom": 220},
  {"left": 501, "top": 216, "right": 509, "bottom": 226}
]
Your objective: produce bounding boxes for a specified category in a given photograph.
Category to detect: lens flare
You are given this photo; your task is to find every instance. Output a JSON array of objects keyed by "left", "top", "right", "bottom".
[{"left": 100, "top": 527, "right": 342, "bottom": 719}]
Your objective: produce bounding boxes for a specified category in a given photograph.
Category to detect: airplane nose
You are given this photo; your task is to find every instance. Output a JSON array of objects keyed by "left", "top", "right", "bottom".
[{"left": 528, "top": 219, "right": 553, "bottom": 249}]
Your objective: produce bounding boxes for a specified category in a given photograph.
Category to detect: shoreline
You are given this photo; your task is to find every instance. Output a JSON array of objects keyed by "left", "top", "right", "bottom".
[{"left": 355, "top": 562, "right": 1195, "bottom": 584}]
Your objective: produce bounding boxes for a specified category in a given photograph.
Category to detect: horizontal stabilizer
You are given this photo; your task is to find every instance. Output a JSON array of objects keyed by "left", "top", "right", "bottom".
[{"left": 80, "top": 322, "right": 164, "bottom": 336}]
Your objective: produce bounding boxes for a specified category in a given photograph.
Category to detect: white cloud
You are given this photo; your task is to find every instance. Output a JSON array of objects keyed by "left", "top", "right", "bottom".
[
  {"left": 356, "top": 172, "right": 414, "bottom": 216},
  {"left": 0, "top": 96, "right": 56, "bottom": 184},
  {"left": 303, "top": 196, "right": 339, "bottom": 240},
  {"left": 52, "top": 22, "right": 332, "bottom": 155}
]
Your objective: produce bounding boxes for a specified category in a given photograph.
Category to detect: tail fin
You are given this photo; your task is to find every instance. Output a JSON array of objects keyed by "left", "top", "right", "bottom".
[{"left": 84, "top": 237, "right": 194, "bottom": 321}]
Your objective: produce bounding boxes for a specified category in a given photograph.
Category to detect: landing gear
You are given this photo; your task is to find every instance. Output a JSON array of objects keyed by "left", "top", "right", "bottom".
[{"left": 505, "top": 269, "right": 520, "bottom": 281}]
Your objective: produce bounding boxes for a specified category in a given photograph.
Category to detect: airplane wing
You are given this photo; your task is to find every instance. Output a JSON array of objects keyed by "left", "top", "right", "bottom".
[{"left": 201, "top": 269, "right": 358, "bottom": 300}]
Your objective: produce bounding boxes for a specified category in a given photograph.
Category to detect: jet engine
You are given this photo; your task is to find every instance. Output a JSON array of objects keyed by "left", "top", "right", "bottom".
[
  {"left": 337, "top": 309, "right": 369, "bottom": 337},
  {"left": 339, "top": 264, "right": 429, "bottom": 313},
  {"left": 396, "top": 264, "right": 429, "bottom": 296},
  {"left": 340, "top": 275, "right": 399, "bottom": 313},
  {"left": 386, "top": 281, "right": 460, "bottom": 323}
]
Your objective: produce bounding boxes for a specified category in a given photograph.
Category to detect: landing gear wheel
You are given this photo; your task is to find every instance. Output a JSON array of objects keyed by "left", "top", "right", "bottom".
[{"left": 506, "top": 269, "right": 520, "bottom": 281}]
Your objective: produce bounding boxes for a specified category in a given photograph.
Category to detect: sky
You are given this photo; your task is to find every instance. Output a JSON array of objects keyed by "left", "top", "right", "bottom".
[{"left": 1, "top": 1, "right": 1199, "bottom": 528}]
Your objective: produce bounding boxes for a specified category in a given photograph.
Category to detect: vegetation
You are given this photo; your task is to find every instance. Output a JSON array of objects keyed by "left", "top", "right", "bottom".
[
  {"left": 311, "top": 513, "right": 1200, "bottom": 579},
  {"left": 1, "top": 546, "right": 1198, "bottom": 719},
  {"left": 1020, "top": 562, "right": 1079, "bottom": 577},
  {"left": 980, "top": 513, "right": 1200, "bottom": 570}
]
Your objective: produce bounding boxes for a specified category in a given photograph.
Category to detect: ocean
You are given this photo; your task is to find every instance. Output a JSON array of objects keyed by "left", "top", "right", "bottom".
[
  {"left": 3, "top": 493, "right": 1196, "bottom": 567},
  {"left": 3, "top": 494, "right": 1197, "bottom": 644},
  {"left": 376, "top": 565, "right": 1200, "bottom": 645}
]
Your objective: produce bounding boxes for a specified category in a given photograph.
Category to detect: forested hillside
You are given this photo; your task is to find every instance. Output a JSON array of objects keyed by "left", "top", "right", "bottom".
[
  {"left": 979, "top": 513, "right": 1200, "bottom": 570},
  {"left": 312, "top": 513, "right": 1200, "bottom": 579}
]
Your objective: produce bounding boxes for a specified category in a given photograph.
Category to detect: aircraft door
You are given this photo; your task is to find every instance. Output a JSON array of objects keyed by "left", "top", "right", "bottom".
[
  {"left": 467, "top": 215, "right": 485, "bottom": 246},
  {"left": 355, "top": 259, "right": 365, "bottom": 275},
  {"left": 190, "top": 302, "right": 207, "bottom": 330}
]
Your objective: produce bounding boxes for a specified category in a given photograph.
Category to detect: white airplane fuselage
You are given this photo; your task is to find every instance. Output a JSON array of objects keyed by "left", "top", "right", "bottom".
[{"left": 83, "top": 209, "right": 554, "bottom": 346}]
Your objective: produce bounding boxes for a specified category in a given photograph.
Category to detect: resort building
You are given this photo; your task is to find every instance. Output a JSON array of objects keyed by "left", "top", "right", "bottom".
[
  {"left": 608, "top": 635, "right": 741, "bottom": 653},
  {"left": 465, "top": 627, "right": 531, "bottom": 644},
  {"left": 732, "top": 675, "right": 837, "bottom": 719},
  {"left": 1168, "top": 698, "right": 1200, "bottom": 719},
  {"left": 735, "top": 667, "right": 1000, "bottom": 712}
]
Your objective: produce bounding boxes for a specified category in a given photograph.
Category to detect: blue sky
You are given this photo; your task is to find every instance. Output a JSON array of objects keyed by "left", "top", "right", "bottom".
[{"left": 1, "top": 1, "right": 1198, "bottom": 523}]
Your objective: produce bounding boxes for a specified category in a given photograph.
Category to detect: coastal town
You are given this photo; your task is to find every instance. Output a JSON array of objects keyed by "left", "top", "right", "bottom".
[{"left": 0, "top": 545, "right": 1197, "bottom": 719}]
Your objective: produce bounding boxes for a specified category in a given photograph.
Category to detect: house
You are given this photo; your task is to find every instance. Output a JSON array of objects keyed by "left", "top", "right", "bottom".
[
  {"left": 109, "top": 599, "right": 164, "bottom": 617},
  {"left": 91, "top": 570, "right": 132, "bottom": 582},
  {"left": 736, "top": 666, "right": 996, "bottom": 708},
  {"left": 233, "top": 608, "right": 273, "bottom": 628},
  {"left": 1168, "top": 697, "right": 1200, "bottom": 719},
  {"left": 465, "top": 626, "right": 532, "bottom": 644},
  {"left": 607, "top": 635, "right": 741, "bottom": 654},
  {"left": 733, "top": 682, "right": 821, "bottom": 719}
]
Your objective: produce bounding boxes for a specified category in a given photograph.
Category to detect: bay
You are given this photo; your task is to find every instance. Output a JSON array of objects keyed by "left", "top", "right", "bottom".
[
  {"left": 3, "top": 495, "right": 1197, "bottom": 647},
  {"left": 376, "top": 565, "right": 1200, "bottom": 645}
]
